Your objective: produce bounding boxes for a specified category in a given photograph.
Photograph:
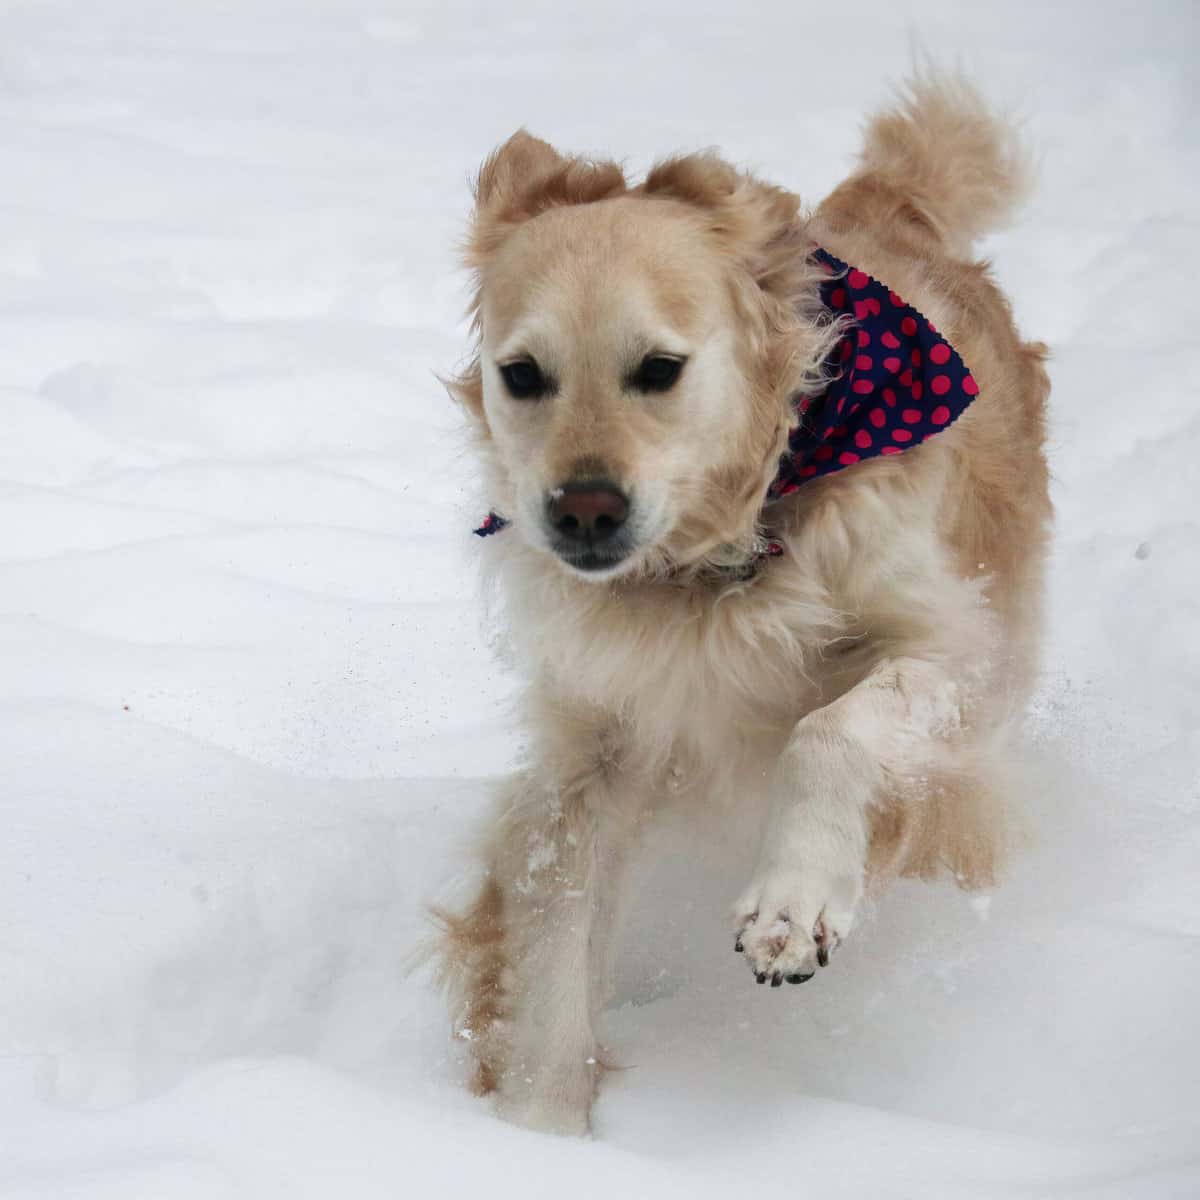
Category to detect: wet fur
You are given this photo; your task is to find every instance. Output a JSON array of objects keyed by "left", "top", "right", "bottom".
[{"left": 436, "top": 72, "right": 1051, "bottom": 1133}]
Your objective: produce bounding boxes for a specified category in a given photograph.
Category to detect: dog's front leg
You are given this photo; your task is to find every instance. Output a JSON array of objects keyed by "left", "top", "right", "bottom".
[
  {"left": 734, "top": 656, "right": 961, "bottom": 984},
  {"left": 445, "top": 749, "right": 644, "bottom": 1135}
]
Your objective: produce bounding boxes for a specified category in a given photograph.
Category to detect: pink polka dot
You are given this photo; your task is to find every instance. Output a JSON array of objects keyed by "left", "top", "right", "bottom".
[
  {"left": 855, "top": 354, "right": 873, "bottom": 371},
  {"left": 899, "top": 369, "right": 914, "bottom": 387},
  {"left": 848, "top": 268, "right": 869, "bottom": 289},
  {"left": 814, "top": 444, "right": 834, "bottom": 462},
  {"left": 835, "top": 399, "right": 844, "bottom": 415},
  {"left": 892, "top": 428, "right": 913, "bottom": 443},
  {"left": 911, "top": 348, "right": 922, "bottom": 367},
  {"left": 838, "top": 451, "right": 860, "bottom": 466},
  {"left": 799, "top": 464, "right": 818, "bottom": 478},
  {"left": 839, "top": 338, "right": 853, "bottom": 361},
  {"left": 963, "top": 374, "right": 979, "bottom": 395},
  {"left": 880, "top": 444, "right": 902, "bottom": 455},
  {"left": 854, "top": 299, "right": 871, "bottom": 320},
  {"left": 901, "top": 316, "right": 918, "bottom": 336},
  {"left": 888, "top": 290, "right": 904, "bottom": 307},
  {"left": 882, "top": 387, "right": 897, "bottom": 407},
  {"left": 931, "top": 374, "right": 951, "bottom": 395},
  {"left": 883, "top": 356, "right": 901, "bottom": 372},
  {"left": 929, "top": 342, "right": 951, "bottom": 365},
  {"left": 866, "top": 297, "right": 881, "bottom": 316},
  {"left": 857, "top": 329, "right": 871, "bottom": 348},
  {"left": 831, "top": 425, "right": 848, "bottom": 438},
  {"left": 869, "top": 407, "right": 886, "bottom": 428},
  {"left": 911, "top": 380, "right": 923, "bottom": 400},
  {"left": 931, "top": 404, "right": 951, "bottom": 425},
  {"left": 854, "top": 429, "right": 872, "bottom": 449},
  {"left": 881, "top": 330, "right": 901, "bottom": 349},
  {"left": 852, "top": 378, "right": 875, "bottom": 395},
  {"left": 830, "top": 287, "right": 845, "bottom": 310},
  {"left": 902, "top": 408, "right": 921, "bottom": 424}
]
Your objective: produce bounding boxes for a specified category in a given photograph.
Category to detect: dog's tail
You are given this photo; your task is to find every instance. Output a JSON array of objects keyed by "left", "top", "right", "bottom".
[{"left": 849, "top": 71, "right": 1033, "bottom": 257}]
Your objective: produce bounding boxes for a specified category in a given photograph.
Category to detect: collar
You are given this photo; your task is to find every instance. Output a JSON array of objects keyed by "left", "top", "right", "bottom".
[{"left": 475, "top": 247, "right": 980, "bottom": 547}]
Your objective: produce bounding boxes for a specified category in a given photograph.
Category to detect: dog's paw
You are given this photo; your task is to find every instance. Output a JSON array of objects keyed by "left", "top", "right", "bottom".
[
  {"left": 732, "top": 867, "right": 859, "bottom": 987},
  {"left": 493, "top": 1056, "right": 598, "bottom": 1137}
]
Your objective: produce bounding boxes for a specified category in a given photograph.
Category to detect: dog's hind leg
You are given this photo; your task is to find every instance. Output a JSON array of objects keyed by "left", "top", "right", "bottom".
[{"left": 439, "top": 723, "right": 646, "bottom": 1135}]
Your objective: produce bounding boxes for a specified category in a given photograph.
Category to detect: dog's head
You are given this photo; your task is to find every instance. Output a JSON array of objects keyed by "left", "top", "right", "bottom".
[{"left": 450, "top": 132, "right": 840, "bottom": 580}]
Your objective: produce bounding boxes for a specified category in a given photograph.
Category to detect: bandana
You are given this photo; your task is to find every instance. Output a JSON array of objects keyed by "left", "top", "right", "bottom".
[
  {"left": 474, "top": 247, "right": 980, "bottom": 538},
  {"left": 767, "top": 248, "right": 979, "bottom": 497}
]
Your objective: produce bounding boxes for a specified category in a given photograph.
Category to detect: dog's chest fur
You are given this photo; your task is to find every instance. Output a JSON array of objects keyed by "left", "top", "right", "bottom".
[{"left": 494, "top": 538, "right": 851, "bottom": 774}]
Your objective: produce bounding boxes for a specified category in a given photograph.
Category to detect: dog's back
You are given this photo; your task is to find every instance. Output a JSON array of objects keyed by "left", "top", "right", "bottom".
[{"left": 812, "top": 74, "right": 1052, "bottom": 698}]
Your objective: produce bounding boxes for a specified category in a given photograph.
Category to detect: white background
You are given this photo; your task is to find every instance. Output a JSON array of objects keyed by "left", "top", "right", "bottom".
[{"left": 2, "top": 1, "right": 1197, "bottom": 1195}]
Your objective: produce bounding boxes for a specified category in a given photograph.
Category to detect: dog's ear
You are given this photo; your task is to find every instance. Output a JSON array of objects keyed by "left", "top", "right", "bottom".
[
  {"left": 643, "top": 154, "right": 804, "bottom": 299},
  {"left": 474, "top": 130, "right": 565, "bottom": 215},
  {"left": 467, "top": 130, "right": 627, "bottom": 264}
]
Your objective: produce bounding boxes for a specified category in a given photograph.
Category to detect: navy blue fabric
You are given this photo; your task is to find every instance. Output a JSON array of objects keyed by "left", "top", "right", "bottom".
[
  {"left": 474, "top": 246, "right": 981, "bottom": 535},
  {"left": 473, "top": 511, "right": 508, "bottom": 537},
  {"left": 768, "top": 248, "right": 980, "bottom": 498}
]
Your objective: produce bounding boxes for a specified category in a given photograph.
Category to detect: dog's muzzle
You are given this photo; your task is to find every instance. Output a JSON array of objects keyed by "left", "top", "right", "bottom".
[{"left": 545, "top": 480, "right": 635, "bottom": 572}]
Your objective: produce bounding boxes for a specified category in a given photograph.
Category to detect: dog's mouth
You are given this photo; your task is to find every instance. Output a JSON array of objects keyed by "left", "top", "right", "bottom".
[{"left": 549, "top": 538, "right": 637, "bottom": 576}]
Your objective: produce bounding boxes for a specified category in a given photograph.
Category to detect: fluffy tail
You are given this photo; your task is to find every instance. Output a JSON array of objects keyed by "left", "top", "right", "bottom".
[{"left": 853, "top": 71, "right": 1033, "bottom": 255}]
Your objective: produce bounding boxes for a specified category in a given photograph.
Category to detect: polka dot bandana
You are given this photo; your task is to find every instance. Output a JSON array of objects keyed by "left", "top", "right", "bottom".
[{"left": 767, "top": 247, "right": 980, "bottom": 498}]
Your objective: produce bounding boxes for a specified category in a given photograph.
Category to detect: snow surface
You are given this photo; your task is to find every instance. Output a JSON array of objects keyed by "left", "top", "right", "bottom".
[{"left": 2, "top": 1, "right": 1198, "bottom": 1195}]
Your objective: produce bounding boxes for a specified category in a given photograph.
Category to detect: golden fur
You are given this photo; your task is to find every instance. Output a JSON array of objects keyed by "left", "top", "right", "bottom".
[{"left": 437, "top": 71, "right": 1051, "bottom": 1134}]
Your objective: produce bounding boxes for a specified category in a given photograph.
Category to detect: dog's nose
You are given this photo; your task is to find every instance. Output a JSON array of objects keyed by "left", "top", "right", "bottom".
[{"left": 547, "top": 482, "right": 630, "bottom": 544}]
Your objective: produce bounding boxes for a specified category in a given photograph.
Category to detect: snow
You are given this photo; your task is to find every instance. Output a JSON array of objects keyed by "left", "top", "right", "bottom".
[{"left": 2, "top": 1, "right": 1198, "bottom": 1195}]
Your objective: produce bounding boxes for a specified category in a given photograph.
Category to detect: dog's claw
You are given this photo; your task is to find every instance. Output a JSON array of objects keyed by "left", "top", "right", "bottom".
[
  {"left": 734, "top": 938, "right": 744, "bottom": 953},
  {"left": 770, "top": 971, "right": 783, "bottom": 987},
  {"left": 814, "top": 915, "right": 839, "bottom": 968},
  {"left": 786, "top": 972, "right": 814, "bottom": 985},
  {"left": 755, "top": 971, "right": 767, "bottom": 984}
]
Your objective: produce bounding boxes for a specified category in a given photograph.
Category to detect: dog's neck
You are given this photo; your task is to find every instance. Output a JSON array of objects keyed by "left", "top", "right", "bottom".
[{"left": 677, "top": 533, "right": 787, "bottom": 586}]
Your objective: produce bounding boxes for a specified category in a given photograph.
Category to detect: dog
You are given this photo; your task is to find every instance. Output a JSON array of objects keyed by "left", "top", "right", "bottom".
[{"left": 435, "top": 72, "right": 1051, "bottom": 1135}]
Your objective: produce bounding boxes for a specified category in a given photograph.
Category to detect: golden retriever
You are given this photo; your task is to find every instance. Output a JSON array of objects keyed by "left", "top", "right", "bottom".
[{"left": 436, "top": 71, "right": 1051, "bottom": 1135}]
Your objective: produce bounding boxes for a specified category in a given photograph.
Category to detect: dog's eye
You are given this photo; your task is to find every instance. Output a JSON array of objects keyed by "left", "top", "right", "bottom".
[
  {"left": 630, "top": 354, "right": 686, "bottom": 393},
  {"left": 499, "top": 358, "right": 548, "bottom": 399}
]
